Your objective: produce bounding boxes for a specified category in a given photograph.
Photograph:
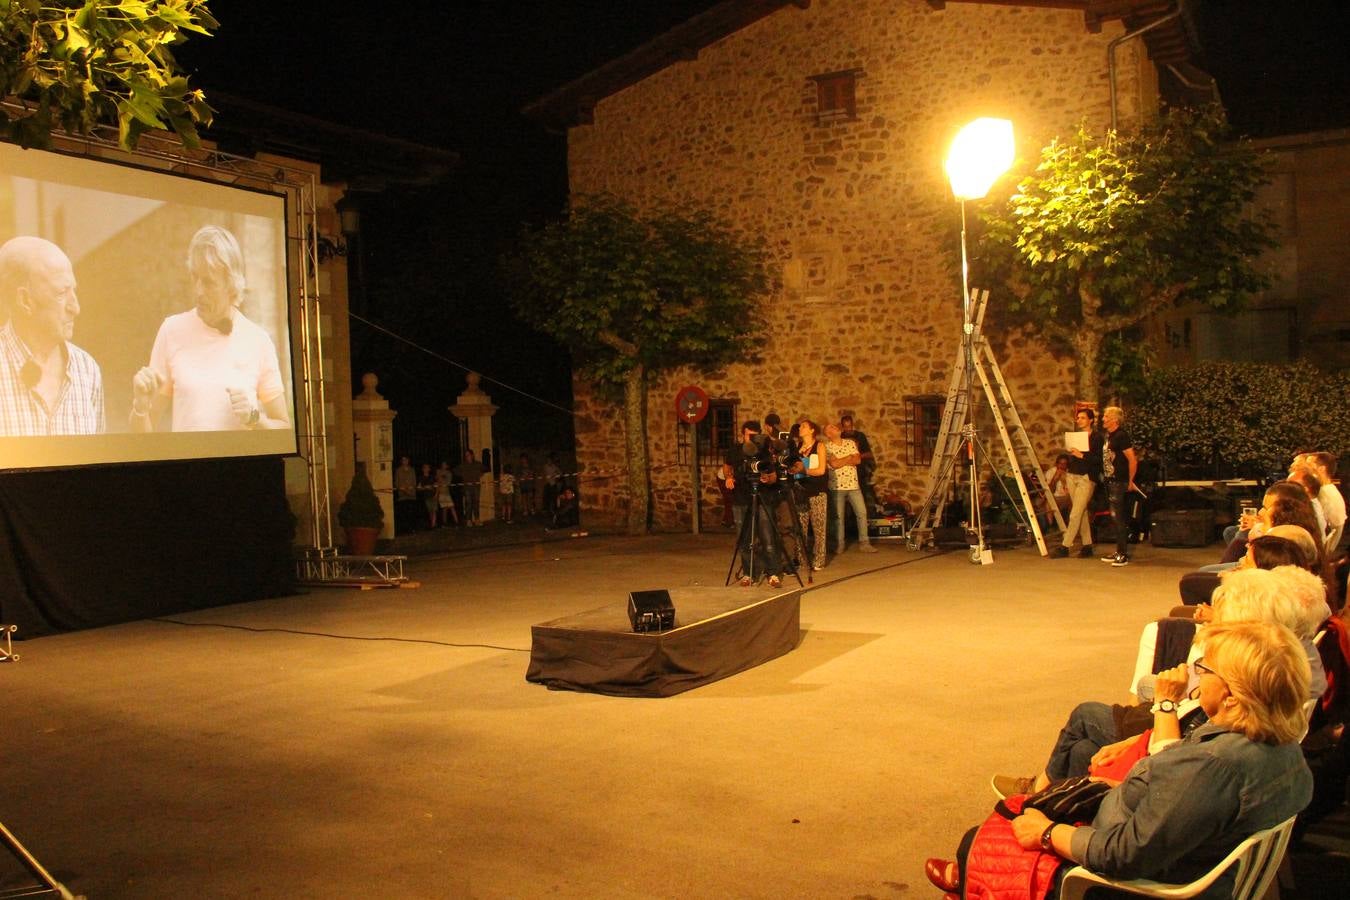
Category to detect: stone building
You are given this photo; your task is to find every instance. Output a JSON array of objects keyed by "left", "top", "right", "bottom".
[{"left": 527, "top": 0, "right": 1199, "bottom": 530}]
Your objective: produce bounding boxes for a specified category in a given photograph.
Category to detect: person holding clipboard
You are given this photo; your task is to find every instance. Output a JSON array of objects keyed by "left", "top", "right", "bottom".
[{"left": 1049, "top": 407, "right": 1103, "bottom": 558}]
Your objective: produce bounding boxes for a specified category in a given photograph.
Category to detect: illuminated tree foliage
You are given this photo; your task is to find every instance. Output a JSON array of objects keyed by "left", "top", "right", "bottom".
[
  {"left": 0, "top": 0, "right": 216, "bottom": 150},
  {"left": 506, "top": 196, "right": 769, "bottom": 534},
  {"left": 977, "top": 107, "right": 1275, "bottom": 403},
  {"left": 1133, "top": 361, "right": 1350, "bottom": 478}
]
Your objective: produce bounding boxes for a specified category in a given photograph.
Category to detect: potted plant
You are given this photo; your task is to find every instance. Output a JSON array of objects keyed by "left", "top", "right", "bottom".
[{"left": 337, "top": 463, "right": 384, "bottom": 555}]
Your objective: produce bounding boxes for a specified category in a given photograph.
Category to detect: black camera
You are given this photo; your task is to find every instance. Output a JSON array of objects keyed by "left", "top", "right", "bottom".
[{"left": 741, "top": 433, "right": 794, "bottom": 480}]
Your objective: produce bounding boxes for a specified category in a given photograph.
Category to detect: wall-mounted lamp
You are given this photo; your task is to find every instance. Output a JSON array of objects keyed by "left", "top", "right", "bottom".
[{"left": 314, "top": 229, "right": 348, "bottom": 263}]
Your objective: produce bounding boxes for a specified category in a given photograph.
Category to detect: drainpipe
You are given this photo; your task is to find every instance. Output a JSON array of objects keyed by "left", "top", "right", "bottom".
[{"left": 1108, "top": 7, "right": 1182, "bottom": 132}]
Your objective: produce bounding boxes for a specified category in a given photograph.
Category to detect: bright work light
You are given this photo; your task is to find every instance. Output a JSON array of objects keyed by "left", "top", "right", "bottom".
[{"left": 944, "top": 117, "right": 1015, "bottom": 200}]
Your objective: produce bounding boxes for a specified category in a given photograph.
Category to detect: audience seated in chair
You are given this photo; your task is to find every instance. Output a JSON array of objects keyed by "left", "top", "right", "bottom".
[
  {"left": 992, "top": 567, "right": 1327, "bottom": 802},
  {"left": 925, "top": 622, "right": 1313, "bottom": 900}
]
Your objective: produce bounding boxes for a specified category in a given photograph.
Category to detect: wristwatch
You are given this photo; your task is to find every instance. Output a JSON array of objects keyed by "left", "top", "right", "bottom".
[
  {"left": 1151, "top": 698, "right": 1179, "bottom": 715},
  {"left": 1040, "top": 823, "right": 1057, "bottom": 851}
]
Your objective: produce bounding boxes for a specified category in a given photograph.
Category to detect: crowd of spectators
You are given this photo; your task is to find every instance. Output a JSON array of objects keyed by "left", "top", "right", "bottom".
[
  {"left": 721, "top": 411, "right": 881, "bottom": 588},
  {"left": 922, "top": 448, "right": 1349, "bottom": 900},
  {"left": 391, "top": 450, "right": 575, "bottom": 534}
]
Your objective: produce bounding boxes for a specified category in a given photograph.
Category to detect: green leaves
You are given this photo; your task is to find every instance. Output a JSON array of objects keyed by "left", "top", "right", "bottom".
[
  {"left": 977, "top": 107, "right": 1277, "bottom": 401},
  {"left": 504, "top": 195, "right": 770, "bottom": 387},
  {"left": 0, "top": 0, "right": 216, "bottom": 150},
  {"left": 1133, "top": 362, "right": 1350, "bottom": 477}
]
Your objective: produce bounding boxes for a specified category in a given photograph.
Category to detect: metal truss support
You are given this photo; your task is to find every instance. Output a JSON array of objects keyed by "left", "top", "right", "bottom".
[
  {"left": 295, "top": 550, "right": 410, "bottom": 588},
  {"left": 19, "top": 114, "right": 338, "bottom": 556}
]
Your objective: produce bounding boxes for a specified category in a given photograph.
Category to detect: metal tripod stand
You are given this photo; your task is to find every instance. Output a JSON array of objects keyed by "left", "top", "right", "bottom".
[
  {"left": 0, "top": 820, "right": 81, "bottom": 899},
  {"left": 724, "top": 475, "right": 810, "bottom": 588}
]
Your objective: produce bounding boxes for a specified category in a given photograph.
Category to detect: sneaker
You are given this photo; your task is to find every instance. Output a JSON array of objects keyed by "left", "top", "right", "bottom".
[
  {"left": 1078, "top": 546, "right": 1095, "bottom": 558},
  {"left": 738, "top": 576, "right": 753, "bottom": 587},
  {"left": 1049, "top": 546, "right": 1069, "bottom": 558},
  {"left": 768, "top": 575, "right": 782, "bottom": 588},
  {"left": 991, "top": 774, "right": 1036, "bottom": 799},
  {"left": 1111, "top": 554, "right": 1130, "bottom": 567},
  {"left": 1101, "top": 553, "right": 1119, "bottom": 562},
  {"left": 858, "top": 543, "right": 878, "bottom": 553}
]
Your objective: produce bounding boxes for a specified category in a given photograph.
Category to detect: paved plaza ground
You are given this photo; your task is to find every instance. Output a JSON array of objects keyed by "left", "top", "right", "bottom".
[{"left": 3, "top": 530, "right": 1347, "bottom": 898}]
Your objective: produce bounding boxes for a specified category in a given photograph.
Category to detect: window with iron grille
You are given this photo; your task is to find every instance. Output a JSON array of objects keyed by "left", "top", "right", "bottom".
[
  {"left": 676, "top": 399, "right": 738, "bottom": 467},
  {"left": 809, "top": 69, "right": 860, "bottom": 125},
  {"left": 905, "top": 395, "right": 945, "bottom": 466}
]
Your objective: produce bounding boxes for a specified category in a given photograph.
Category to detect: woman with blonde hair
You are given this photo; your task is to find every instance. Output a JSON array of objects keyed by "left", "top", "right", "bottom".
[
  {"left": 995, "top": 567, "right": 1325, "bottom": 799},
  {"left": 927, "top": 622, "right": 1313, "bottom": 899},
  {"left": 130, "top": 225, "right": 289, "bottom": 432}
]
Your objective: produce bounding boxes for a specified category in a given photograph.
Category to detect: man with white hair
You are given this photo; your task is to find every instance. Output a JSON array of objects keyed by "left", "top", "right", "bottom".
[
  {"left": 1100, "top": 405, "right": 1138, "bottom": 567},
  {"left": 0, "top": 235, "right": 104, "bottom": 435},
  {"left": 130, "top": 225, "right": 287, "bottom": 432}
]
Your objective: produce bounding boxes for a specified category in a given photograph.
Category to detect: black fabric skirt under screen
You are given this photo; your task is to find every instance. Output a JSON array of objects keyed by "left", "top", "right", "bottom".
[{"left": 0, "top": 456, "right": 296, "bottom": 637}]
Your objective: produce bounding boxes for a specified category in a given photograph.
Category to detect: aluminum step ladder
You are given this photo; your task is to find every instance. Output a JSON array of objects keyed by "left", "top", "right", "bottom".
[{"left": 909, "top": 289, "right": 1064, "bottom": 555}]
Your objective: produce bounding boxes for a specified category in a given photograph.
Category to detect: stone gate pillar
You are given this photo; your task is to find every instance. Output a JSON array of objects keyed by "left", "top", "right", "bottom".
[
  {"left": 352, "top": 372, "right": 397, "bottom": 539},
  {"left": 450, "top": 372, "right": 499, "bottom": 521}
]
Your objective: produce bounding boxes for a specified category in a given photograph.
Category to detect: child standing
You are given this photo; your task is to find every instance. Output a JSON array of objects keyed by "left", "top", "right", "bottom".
[{"left": 499, "top": 465, "right": 516, "bottom": 524}]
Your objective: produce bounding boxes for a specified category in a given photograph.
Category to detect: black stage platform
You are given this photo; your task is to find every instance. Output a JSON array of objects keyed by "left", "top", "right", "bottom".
[{"left": 526, "top": 586, "right": 802, "bottom": 697}]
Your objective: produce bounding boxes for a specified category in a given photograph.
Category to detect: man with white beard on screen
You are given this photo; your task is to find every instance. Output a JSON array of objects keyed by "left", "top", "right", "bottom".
[
  {"left": 0, "top": 235, "right": 105, "bottom": 436},
  {"left": 129, "top": 225, "right": 288, "bottom": 432}
]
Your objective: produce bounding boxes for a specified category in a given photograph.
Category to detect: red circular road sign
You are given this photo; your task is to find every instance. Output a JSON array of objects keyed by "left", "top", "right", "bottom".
[{"left": 675, "top": 385, "right": 710, "bottom": 424}]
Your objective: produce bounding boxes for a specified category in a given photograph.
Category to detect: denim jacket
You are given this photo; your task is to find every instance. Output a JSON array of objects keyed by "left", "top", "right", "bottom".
[{"left": 1069, "top": 723, "right": 1311, "bottom": 897}]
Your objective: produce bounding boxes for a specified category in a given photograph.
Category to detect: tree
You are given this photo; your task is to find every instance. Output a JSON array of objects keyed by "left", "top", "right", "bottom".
[
  {"left": 977, "top": 107, "right": 1276, "bottom": 403},
  {"left": 506, "top": 196, "right": 770, "bottom": 534},
  {"left": 0, "top": 0, "right": 216, "bottom": 150}
]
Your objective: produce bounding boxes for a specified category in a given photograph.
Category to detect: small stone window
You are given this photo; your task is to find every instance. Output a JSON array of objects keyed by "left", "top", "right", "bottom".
[
  {"left": 904, "top": 395, "right": 945, "bottom": 466},
  {"left": 677, "top": 399, "right": 738, "bottom": 468},
  {"left": 809, "top": 69, "right": 861, "bottom": 125}
]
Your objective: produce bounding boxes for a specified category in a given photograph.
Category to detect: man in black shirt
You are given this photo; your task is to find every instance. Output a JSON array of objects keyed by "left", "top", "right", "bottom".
[
  {"left": 840, "top": 414, "right": 878, "bottom": 515},
  {"left": 1100, "top": 405, "right": 1138, "bottom": 567}
]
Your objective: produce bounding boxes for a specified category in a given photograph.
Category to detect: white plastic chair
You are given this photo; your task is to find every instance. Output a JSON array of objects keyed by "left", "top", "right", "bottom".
[{"left": 1057, "top": 814, "right": 1296, "bottom": 900}]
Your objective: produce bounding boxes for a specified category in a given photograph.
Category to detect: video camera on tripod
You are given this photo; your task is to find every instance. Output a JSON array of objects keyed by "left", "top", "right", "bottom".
[{"left": 740, "top": 432, "right": 795, "bottom": 483}]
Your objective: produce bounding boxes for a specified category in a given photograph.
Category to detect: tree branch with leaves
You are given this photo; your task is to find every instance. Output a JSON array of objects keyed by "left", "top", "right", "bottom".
[
  {"left": 505, "top": 196, "right": 770, "bottom": 534},
  {"left": 1, "top": 0, "right": 217, "bottom": 150},
  {"left": 977, "top": 107, "right": 1276, "bottom": 404}
]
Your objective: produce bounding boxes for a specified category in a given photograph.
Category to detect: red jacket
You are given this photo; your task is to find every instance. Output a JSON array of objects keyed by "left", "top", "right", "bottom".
[{"left": 964, "top": 795, "right": 1064, "bottom": 900}]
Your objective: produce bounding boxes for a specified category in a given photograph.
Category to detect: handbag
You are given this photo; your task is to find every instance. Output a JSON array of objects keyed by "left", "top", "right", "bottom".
[{"left": 1022, "top": 774, "right": 1112, "bottom": 824}]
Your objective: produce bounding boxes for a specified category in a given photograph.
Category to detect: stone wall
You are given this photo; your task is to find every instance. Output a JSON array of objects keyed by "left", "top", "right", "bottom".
[{"left": 565, "top": 0, "right": 1152, "bottom": 530}]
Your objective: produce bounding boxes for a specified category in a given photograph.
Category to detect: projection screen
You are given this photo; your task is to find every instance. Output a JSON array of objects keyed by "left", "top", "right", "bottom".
[{"left": 0, "top": 142, "right": 297, "bottom": 469}]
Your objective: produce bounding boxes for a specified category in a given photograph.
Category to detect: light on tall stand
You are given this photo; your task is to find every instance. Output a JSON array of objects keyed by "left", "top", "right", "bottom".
[{"left": 944, "top": 117, "right": 1014, "bottom": 563}]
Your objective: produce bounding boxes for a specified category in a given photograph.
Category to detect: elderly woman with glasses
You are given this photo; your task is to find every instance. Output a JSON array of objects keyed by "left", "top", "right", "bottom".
[
  {"left": 991, "top": 566, "right": 1327, "bottom": 799},
  {"left": 926, "top": 621, "right": 1313, "bottom": 899}
]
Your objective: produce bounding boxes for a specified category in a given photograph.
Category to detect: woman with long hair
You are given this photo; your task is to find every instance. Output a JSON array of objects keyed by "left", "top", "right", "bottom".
[{"left": 791, "top": 417, "right": 828, "bottom": 571}]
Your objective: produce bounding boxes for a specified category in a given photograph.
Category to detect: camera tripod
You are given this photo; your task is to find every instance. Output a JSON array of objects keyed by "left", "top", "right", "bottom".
[{"left": 723, "top": 473, "right": 810, "bottom": 588}]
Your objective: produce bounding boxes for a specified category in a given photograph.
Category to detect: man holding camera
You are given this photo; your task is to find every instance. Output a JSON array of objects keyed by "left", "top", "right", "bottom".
[{"left": 722, "top": 419, "right": 788, "bottom": 587}]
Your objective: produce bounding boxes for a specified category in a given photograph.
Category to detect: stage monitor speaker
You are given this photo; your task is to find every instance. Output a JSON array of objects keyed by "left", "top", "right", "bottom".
[{"left": 628, "top": 589, "right": 675, "bottom": 633}]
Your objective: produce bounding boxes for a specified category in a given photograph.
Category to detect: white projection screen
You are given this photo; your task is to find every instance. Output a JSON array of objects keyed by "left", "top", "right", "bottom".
[{"left": 0, "top": 142, "right": 297, "bottom": 469}]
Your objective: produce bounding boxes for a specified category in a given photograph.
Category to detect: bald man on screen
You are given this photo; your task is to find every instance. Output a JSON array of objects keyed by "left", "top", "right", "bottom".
[{"left": 0, "top": 236, "right": 105, "bottom": 436}]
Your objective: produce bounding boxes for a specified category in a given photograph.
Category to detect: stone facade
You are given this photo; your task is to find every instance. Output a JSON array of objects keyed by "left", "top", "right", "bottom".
[{"left": 565, "top": 0, "right": 1155, "bottom": 530}]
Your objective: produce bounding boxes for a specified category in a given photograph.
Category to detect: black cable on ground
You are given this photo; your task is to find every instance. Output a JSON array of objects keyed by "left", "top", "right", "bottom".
[{"left": 150, "top": 617, "right": 530, "bottom": 653}]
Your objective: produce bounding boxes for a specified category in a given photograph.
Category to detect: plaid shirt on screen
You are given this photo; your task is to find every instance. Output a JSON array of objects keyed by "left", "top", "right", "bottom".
[{"left": 0, "top": 320, "right": 105, "bottom": 435}]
